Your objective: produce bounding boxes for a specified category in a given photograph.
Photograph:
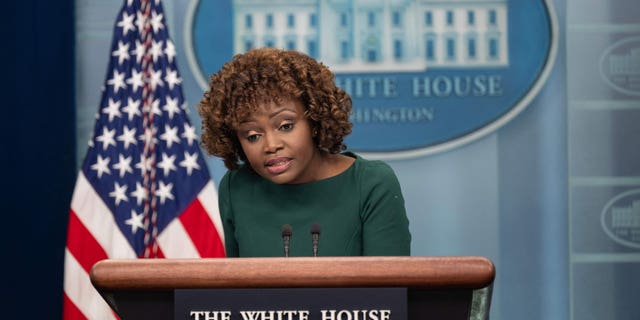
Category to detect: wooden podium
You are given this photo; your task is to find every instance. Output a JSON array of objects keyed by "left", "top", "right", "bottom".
[{"left": 91, "top": 256, "right": 495, "bottom": 320}]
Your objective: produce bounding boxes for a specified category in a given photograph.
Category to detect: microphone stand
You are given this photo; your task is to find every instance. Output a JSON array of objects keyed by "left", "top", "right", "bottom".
[
  {"left": 281, "top": 224, "right": 292, "bottom": 257},
  {"left": 310, "top": 223, "right": 320, "bottom": 257}
]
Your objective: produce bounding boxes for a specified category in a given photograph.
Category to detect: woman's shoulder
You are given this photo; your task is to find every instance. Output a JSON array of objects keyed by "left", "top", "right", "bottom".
[
  {"left": 220, "top": 164, "right": 261, "bottom": 188},
  {"left": 346, "top": 151, "right": 396, "bottom": 177}
]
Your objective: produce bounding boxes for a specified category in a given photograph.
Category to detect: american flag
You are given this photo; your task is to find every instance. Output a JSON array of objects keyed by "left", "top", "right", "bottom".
[{"left": 63, "top": 0, "right": 225, "bottom": 318}]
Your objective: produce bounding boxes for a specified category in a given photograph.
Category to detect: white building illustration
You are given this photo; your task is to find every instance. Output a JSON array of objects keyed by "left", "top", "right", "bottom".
[
  {"left": 611, "top": 200, "right": 640, "bottom": 228},
  {"left": 608, "top": 48, "right": 640, "bottom": 75},
  {"left": 233, "top": 0, "right": 509, "bottom": 73}
]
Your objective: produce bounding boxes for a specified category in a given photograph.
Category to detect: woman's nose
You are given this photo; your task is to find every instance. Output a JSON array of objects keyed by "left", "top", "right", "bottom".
[{"left": 263, "top": 132, "right": 283, "bottom": 153}]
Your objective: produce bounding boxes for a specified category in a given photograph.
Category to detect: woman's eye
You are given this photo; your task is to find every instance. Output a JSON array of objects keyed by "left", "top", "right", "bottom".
[
  {"left": 280, "top": 122, "right": 294, "bottom": 131},
  {"left": 246, "top": 134, "right": 260, "bottom": 142}
]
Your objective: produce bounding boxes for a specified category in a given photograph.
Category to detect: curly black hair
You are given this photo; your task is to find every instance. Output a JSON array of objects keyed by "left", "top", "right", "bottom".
[{"left": 198, "top": 48, "right": 353, "bottom": 170}]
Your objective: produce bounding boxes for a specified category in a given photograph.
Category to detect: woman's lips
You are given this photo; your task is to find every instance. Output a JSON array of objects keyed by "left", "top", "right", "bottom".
[{"left": 265, "top": 157, "right": 292, "bottom": 175}]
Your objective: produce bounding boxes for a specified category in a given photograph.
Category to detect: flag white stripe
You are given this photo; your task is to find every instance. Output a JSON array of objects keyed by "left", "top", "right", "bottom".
[
  {"left": 63, "top": 249, "right": 117, "bottom": 320},
  {"left": 198, "top": 180, "right": 225, "bottom": 244},
  {"left": 157, "top": 218, "right": 200, "bottom": 258},
  {"left": 71, "top": 173, "right": 137, "bottom": 259}
]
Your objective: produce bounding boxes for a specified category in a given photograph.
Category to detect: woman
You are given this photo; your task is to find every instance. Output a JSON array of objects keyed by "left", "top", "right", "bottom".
[{"left": 198, "top": 48, "right": 411, "bottom": 257}]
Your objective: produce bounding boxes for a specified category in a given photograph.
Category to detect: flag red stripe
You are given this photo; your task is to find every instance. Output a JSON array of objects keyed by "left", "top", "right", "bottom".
[
  {"left": 66, "top": 209, "right": 108, "bottom": 273},
  {"left": 180, "top": 198, "right": 225, "bottom": 257},
  {"left": 62, "top": 293, "right": 88, "bottom": 320}
]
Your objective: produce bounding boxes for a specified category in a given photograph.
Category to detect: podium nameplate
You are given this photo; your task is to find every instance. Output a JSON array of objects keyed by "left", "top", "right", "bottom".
[{"left": 174, "top": 287, "right": 407, "bottom": 320}]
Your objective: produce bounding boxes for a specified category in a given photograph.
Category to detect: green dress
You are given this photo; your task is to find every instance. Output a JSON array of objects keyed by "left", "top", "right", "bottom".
[{"left": 218, "top": 152, "right": 411, "bottom": 257}]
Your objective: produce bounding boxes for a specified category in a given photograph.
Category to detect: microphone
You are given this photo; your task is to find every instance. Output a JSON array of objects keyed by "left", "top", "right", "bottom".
[
  {"left": 281, "top": 224, "right": 292, "bottom": 257},
  {"left": 310, "top": 223, "right": 320, "bottom": 257}
]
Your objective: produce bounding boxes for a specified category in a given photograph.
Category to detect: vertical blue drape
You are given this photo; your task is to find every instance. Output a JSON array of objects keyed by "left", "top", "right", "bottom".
[
  {"left": 498, "top": 1, "right": 569, "bottom": 318},
  {"left": 5, "top": 1, "right": 75, "bottom": 318}
]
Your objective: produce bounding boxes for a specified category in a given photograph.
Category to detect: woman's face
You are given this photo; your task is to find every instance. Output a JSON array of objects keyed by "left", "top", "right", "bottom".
[{"left": 236, "top": 99, "right": 322, "bottom": 184}]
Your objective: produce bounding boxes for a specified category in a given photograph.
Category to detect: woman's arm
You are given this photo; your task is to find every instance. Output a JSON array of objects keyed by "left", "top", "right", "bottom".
[
  {"left": 218, "top": 171, "right": 239, "bottom": 257},
  {"left": 360, "top": 161, "right": 412, "bottom": 256}
]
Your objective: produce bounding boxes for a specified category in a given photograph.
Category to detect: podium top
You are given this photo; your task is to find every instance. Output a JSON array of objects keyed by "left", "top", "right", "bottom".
[{"left": 91, "top": 256, "right": 495, "bottom": 291}]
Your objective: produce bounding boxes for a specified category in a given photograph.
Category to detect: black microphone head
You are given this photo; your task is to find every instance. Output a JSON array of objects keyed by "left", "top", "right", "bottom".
[
  {"left": 310, "top": 223, "right": 320, "bottom": 235},
  {"left": 281, "top": 224, "right": 292, "bottom": 237}
]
